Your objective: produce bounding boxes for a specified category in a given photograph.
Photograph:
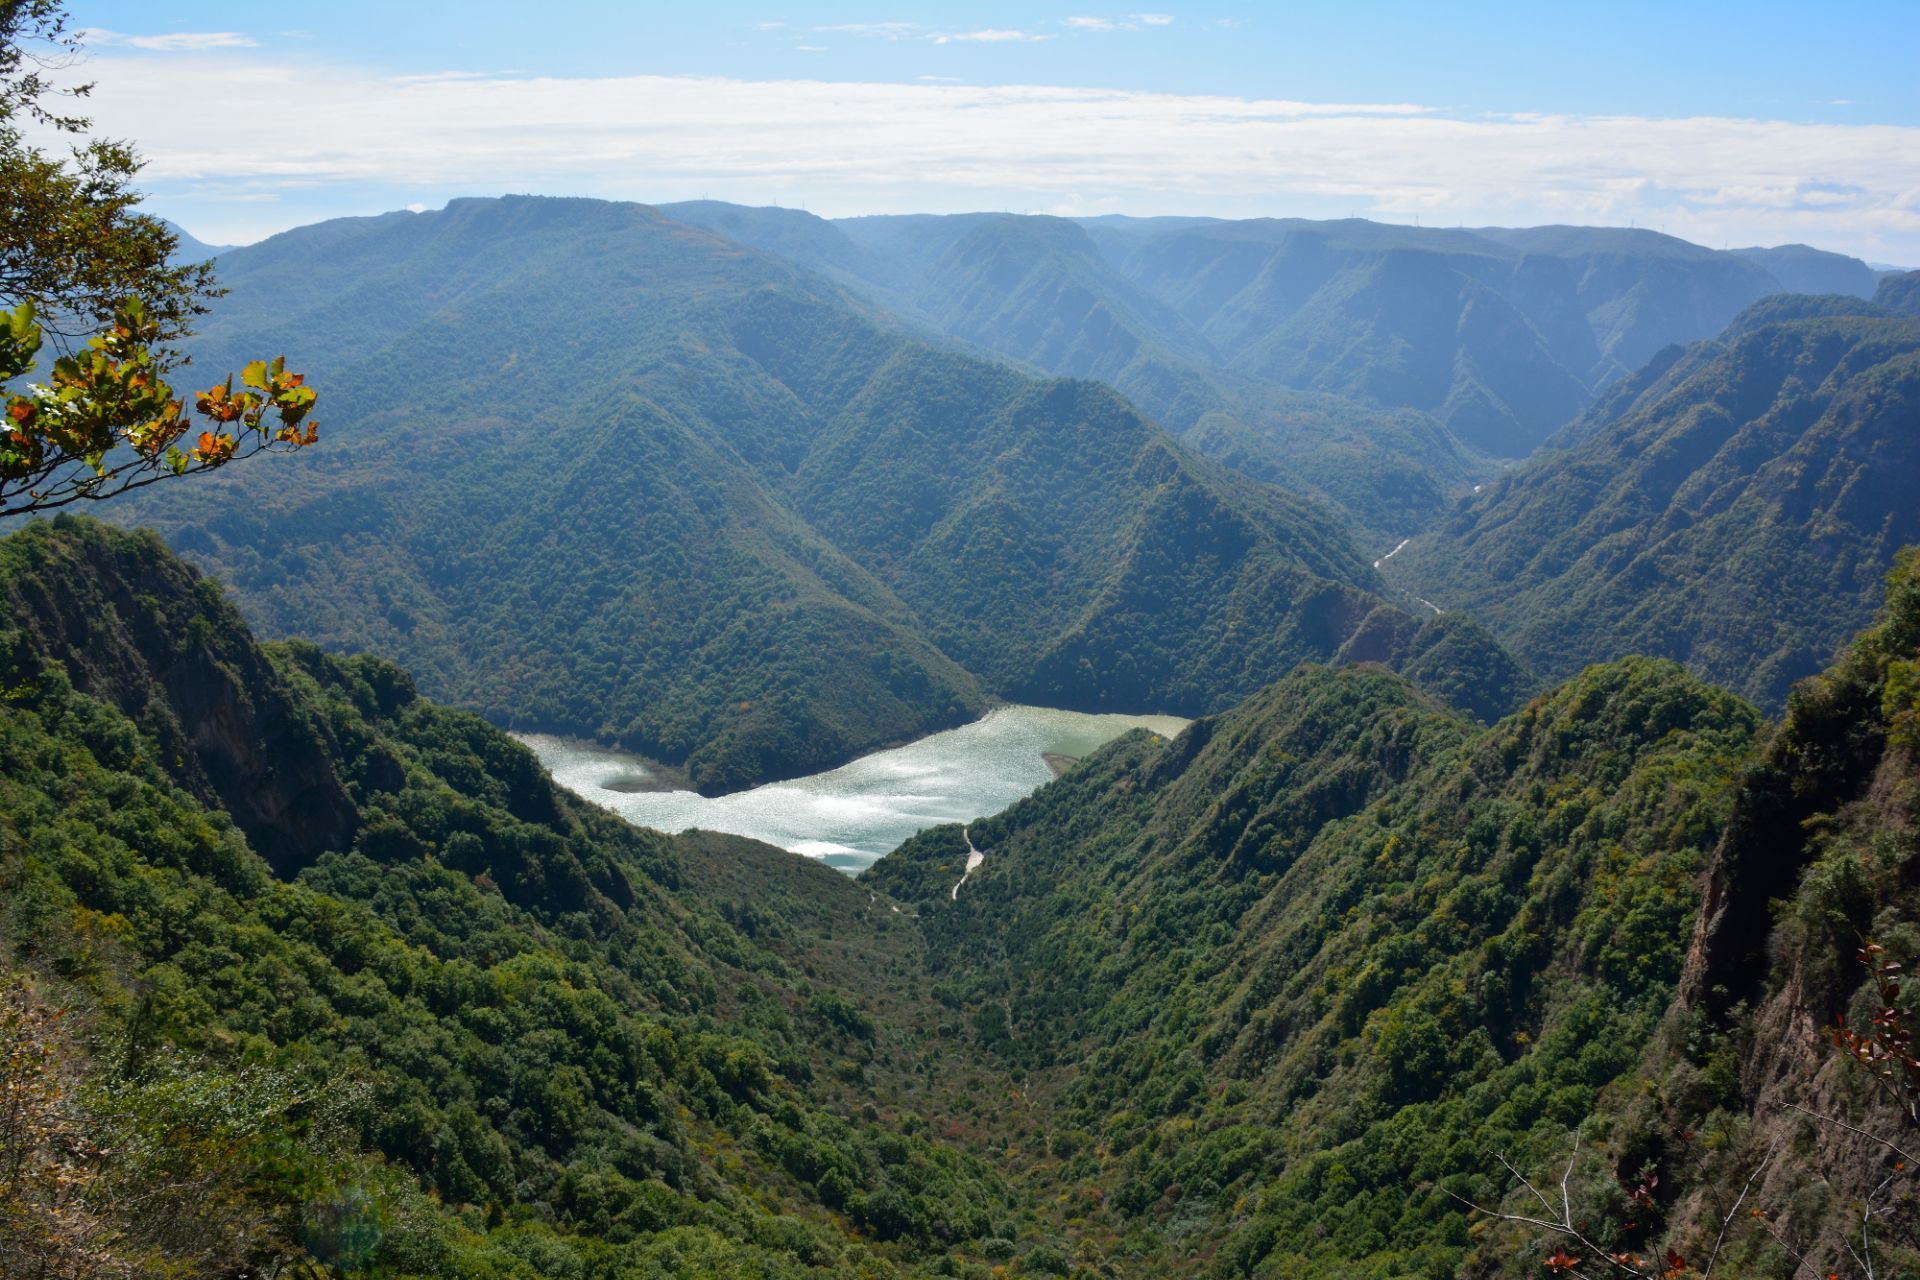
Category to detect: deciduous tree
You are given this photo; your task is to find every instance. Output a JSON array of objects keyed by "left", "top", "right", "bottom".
[{"left": 0, "top": 0, "right": 317, "bottom": 518}]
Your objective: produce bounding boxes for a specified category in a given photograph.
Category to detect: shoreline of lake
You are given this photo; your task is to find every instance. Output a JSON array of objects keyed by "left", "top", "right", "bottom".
[{"left": 520, "top": 705, "right": 1189, "bottom": 874}]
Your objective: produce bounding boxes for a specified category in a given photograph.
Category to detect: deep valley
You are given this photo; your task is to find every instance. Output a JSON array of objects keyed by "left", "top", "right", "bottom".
[{"left": 4, "top": 9, "right": 1920, "bottom": 1277}]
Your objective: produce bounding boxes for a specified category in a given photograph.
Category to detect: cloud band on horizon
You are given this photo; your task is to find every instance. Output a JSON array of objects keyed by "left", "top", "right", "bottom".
[{"left": 62, "top": 55, "right": 1920, "bottom": 261}]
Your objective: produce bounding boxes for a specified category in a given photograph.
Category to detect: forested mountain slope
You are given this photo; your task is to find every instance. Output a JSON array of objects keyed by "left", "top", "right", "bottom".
[
  {"left": 836, "top": 212, "right": 1863, "bottom": 457},
  {"left": 1878, "top": 268, "right": 1920, "bottom": 317},
  {"left": 1466, "top": 225, "right": 1821, "bottom": 373},
  {"left": 1733, "top": 242, "right": 1882, "bottom": 298},
  {"left": 678, "top": 203, "right": 1497, "bottom": 548},
  {"left": 1109, "top": 219, "right": 1598, "bottom": 456},
  {"left": 1386, "top": 300, "right": 1920, "bottom": 710},
  {"left": 0, "top": 517, "right": 1009, "bottom": 1277},
  {"left": 121, "top": 197, "right": 989, "bottom": 793},
  {"left": 668, "top": 203, "right": 1875, "bottom": 544},
  {"left": 7, "top": 519, "right": 1914, "bottom": 1280},
  {"left": 834, "top": 213, "right": 1228, "bottom": 431},
  {"left": 867, "top": 643, "right": 1762, "bottom": 1277},
  {"left": 664, "top": 204, "right": 1237, "bottom": 446},
  {"left": 1445, "top": 551, "right": 1920, "bottom": 1278},
  {"left": 1627, "top": 549, "right": 1920, "bottom": 1279},
  {"left": 860, "top": 556, "right": 1920, "bottom": 1278},
  {"left": 117, "top": 196, "right": 1522, "bottom": 791}
]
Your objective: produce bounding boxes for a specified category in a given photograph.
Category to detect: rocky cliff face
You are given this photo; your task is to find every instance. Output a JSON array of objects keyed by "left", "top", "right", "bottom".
[
  {"left": 0, "top": 517, "right": 357, "bottom": 872},
  {"left": 1614, "top": 552, "right": 1920, "bottom": 1277}
]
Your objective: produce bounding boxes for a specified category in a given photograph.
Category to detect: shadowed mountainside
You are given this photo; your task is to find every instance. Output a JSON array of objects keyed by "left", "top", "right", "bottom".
[
  {"left": 117, "top": 196, "right": 1524, "bottom": 792},
  {"left": 1387, "top": 298, "right": 1920, "bottom": 710},
  {"left": 664, "top": 203, "right": 1871, "bottom": 547}
]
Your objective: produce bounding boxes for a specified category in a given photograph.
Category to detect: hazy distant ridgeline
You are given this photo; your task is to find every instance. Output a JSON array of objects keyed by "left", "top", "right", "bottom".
[
  {"left": 11, "top": 203, "right": 1916, "bottom": 1280},
  {"left": 1879, "top": 267, "right": 1920, "bottom": 317},
  {"left": 662, "top": 202, "right": 1878, "bottom": 544},
  {"left": 121, "top": 195, "right": 1519, "bottom": 792},
  {"left": 12, "top": 2, "right": 1920, "bottom": 1274},
  {"left": 1387, "top": 287, "right": 1920, "bottom": 710}
]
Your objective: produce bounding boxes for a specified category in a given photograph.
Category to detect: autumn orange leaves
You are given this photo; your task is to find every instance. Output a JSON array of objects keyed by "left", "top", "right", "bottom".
[{"left": 0, "top": 298, "right": 318, "bottom": 516}]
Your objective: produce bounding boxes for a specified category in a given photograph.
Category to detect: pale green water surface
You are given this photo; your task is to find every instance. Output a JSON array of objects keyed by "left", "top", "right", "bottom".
[{"left": 519, "top": 705, "right": 1188, "bottom": 873}]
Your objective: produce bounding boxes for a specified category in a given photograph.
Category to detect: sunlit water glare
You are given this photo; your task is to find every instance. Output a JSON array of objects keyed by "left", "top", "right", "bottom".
[{"left": 519, "top": 705, "right": 1189, "bottom": 873}]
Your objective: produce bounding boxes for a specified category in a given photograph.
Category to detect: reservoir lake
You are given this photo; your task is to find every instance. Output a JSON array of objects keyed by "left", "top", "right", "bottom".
[{"left": 520, "top": 705, "right": 1189, "bottom": 873}]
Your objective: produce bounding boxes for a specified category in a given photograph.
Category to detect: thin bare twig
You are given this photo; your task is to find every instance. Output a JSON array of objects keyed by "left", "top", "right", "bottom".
[
  {"left": 0, "top": 435, "right": 283, "bottom": 519},
  {"left": 1444, "top": 1159, "right": 1653, "bottom": 1279},
  {"left": 1440, "top": 1186, "right": 1553, "bottom": 1231},
  {"left": 1498, "top": 1151, "right": 1560, "bottom": 1223},
  {"left": 1844, "top": 1230, "right": 1871, "bottom": 1280},
  {"left": 1561, "top": 1132, "right": 1580, "bottom": 1229},
  {"left": 1753, "top": 1213, "right": 1823, "bottom": 1280},
  {"left": 1705, "top": 1139, "right": 1778, "bottom": 1278},
  {"left": 1782, "top": 1102, "right": 1920, "bottom": 1168}
]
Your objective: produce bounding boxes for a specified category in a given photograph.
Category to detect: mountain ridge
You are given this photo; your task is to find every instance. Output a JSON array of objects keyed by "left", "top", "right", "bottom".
[
  {"left": 7, "top": 496, "right": 1917, "bottom": 1279},
  {"left": 664, "top": 200, "right": 1877, "bottom": 545},
  {"left": 1386, "top": 301, "right": 1920, "bottom": 710},
  {"left": 114, "top": 195, "right": 1523, "bottom": 792}
]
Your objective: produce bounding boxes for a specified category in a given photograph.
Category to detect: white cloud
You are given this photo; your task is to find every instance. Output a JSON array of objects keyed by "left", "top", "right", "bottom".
[
  {"left": 79, "top": 28, "right": 257, "bottom": 51},
  {"left": 67, "top": 58, "right": 1920, "bottom": 260},
  {"left": 814, "top": 22, "right": 920, "bottom": 38},
  {"left": 932, "top": 29, "right": 1052, "bottom": 44},
  {"left": 1067, "top": 14, "right": 1175, "bottom": 31},
  {"left": 796, "top": 45, "right": 828, "bottom": 53},
  {"left": 811, "top": 21, "right": 1052, "bottom": 44}
]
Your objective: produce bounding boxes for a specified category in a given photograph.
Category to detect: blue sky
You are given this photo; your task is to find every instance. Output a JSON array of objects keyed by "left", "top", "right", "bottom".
[{"left": 58, "top": 2, "right": 1920, "bottom": 260}]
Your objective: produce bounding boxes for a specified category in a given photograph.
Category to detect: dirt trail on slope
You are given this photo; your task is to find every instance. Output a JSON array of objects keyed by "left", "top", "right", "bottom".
[{"left": 950, "top": 827, "right": 986, "bottom": 900}]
